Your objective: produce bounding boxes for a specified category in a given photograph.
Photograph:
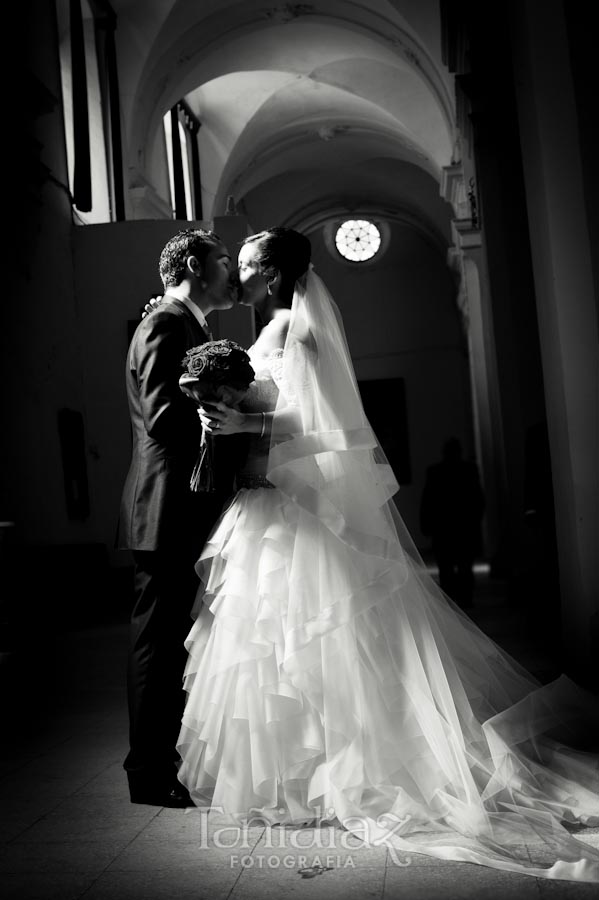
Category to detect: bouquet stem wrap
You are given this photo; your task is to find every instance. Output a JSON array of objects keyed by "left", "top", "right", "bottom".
[
  {"left": 179, "top": 340, "right": 254, "bottom": 493},
  {"left": 190, "top": 425, "right": 215, "bottom": 493}
]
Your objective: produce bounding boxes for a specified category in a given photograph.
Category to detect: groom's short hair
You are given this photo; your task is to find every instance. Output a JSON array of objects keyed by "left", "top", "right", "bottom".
[{"left": 159, "top": 228, "right": 222, "bottom": 289}]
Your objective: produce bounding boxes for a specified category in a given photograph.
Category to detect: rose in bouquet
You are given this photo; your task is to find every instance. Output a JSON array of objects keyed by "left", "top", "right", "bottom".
[{"left": 179, "top": 340, "right": 254, "bottom": 492}]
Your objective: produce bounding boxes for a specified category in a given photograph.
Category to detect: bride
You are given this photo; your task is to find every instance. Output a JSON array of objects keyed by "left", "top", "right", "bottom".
[{"left": 176, "top": 226, "right": 599, "bottom": 882}]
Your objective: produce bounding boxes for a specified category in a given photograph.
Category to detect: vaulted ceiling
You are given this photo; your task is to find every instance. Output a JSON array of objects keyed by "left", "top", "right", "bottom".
[{"left": 114, "top": 0, "right": 456, "bottom": 240}]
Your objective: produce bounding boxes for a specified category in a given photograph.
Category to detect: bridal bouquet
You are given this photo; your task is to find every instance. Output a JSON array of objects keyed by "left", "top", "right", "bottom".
[{"left": 179, "top": 340, "right": 254, "bottom": 492}]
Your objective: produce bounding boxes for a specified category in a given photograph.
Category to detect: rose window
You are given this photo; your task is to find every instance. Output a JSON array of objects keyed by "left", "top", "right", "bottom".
[{"left": 335, "top": 219, "right": 381, "bottom": 262}]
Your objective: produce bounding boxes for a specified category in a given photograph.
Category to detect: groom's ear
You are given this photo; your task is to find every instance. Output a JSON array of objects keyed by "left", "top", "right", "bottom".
[
  {"left": 187, "top": 255, "right": 201, "bottom": 276},
  {"left": 187, "top": 255, "right": 207, "bottom": 288}
]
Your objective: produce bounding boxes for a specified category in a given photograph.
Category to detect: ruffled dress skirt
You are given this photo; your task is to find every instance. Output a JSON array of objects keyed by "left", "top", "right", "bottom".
[{"left": 177, "top": 485, "right": 599, "bottom": 882}]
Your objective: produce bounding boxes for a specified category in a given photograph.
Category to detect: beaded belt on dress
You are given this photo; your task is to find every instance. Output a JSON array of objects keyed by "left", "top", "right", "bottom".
[{"left": 236, "top": 473, "right": 275, "bottom": 490}]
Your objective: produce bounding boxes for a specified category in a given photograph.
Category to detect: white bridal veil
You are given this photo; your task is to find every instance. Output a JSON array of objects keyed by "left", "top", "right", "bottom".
[{"left": 261, "top": 266, "right": 599, "bottom": 882}]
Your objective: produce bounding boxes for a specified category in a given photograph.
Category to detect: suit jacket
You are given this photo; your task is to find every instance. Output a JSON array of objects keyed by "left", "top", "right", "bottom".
[{"left": 117, "top": 296, "right": 237, "bottom": 552}]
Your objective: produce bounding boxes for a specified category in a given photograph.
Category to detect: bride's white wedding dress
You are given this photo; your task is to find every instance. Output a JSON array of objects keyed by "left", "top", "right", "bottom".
[{"left": 177, "top": 271, "right": 599, "bottom": 883}]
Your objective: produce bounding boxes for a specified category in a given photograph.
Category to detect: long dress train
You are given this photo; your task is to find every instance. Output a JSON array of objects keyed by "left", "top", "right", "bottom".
[{"left": 177, "top": 274, "right": 599, "bottom": 883}]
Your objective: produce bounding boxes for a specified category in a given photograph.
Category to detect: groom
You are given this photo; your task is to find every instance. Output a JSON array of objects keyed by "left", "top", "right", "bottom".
[{"left": 117, "top": 228, "right": 238, "bottom": 807}]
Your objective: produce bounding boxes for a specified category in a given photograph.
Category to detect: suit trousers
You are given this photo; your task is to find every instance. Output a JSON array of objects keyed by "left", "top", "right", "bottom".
[{"left": 124, "top": 543, "right": 200, "bottom": 786}]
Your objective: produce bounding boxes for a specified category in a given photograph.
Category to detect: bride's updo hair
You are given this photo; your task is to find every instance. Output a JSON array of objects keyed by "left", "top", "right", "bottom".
[{"left": 242, "top": 227, "right": 311, "bottom": 304}]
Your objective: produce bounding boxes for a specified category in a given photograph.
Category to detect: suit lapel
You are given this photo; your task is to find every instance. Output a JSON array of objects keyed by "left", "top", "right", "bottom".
[{"left": 163, "top": 295, "right": 211, "bottom": 343}]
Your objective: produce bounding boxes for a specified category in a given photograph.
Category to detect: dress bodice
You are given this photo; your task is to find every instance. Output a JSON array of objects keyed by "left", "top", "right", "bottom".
[
  {"left": 237, "top": 349, "right": 283, "bottom": 476},
  {"left": 243, "top": 349, "right": 283, "bottom": 413}
]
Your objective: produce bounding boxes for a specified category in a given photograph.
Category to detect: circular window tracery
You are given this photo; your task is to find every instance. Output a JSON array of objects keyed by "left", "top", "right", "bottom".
[{"left": 335, "top": 219, "right": 381, "bottom": 262}]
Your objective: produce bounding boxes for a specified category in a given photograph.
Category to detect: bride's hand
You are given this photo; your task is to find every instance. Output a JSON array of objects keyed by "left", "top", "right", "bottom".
[
  {"left": 141, "top": 296, "right": 164, "bottom": 318},
  {"left": 198, "top": 401, "right": 246, "bottom": 435}
]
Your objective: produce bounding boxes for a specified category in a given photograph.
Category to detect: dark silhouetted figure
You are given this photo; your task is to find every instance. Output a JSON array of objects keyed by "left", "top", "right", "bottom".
[{"left": 420, "top": 438, "right": 485, "bottom": 609}]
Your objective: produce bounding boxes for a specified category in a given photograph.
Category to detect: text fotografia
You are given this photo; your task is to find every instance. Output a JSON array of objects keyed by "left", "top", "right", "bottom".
[
  {"left": 189, "top": 806, "right": 412, "bottom": 867},
  {"left": 232, "top": 854, "right": 351, "bottom": 870}
]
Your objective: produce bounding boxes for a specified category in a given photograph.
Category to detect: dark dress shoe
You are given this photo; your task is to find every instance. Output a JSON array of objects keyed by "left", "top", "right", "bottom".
[{"left": 129, "top": 781, "right": 193, "bottom": 808}]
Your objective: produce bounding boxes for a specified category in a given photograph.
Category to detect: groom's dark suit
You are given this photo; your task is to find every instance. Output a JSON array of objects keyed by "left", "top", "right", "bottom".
[{"left": 117, "top": 296, "right": 235, "bottom": 798}]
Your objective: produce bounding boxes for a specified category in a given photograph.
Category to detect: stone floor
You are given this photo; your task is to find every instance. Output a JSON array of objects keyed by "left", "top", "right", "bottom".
[{"left": 0, "top": 566, "right": 597, "bottom": 899}]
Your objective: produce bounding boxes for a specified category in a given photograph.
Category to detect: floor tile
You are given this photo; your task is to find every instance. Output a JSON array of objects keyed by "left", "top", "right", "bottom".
[
  {"left": 136, "top": 807, "right": 264, "bottom": 847},
  {"left": 109, "top": 835, "right": 254, "bottom": 870},
  {"left": 30, "top": 795, "right": 159, "bottom": 821},
  {"left": 0, "top": 872, "right": 96, "bottom": 899},
  {"left": 538, "top": 881, "right": 599, "bottom": 899},
  {"left": 83, "top": 866, "right": 240, "bottom": 900},
  {"left": 383, "top": 861, "right": 542, "bottom": 899},
  {"left": 12, "top": 807, "right": 157, "bottom": 844},
  {"left": 0, "top": 775, "right": 87, "bottom": 804},
  {"left": 230, "top": 862, "right": 385, "bottom": 900},
  {"left": 0, "top": 839, "right": 125, "bottom": 873},
  {"left": 0, "top": 796, "right": 65, "bottom": 833},
  {"left": 72, "top": 768, "right": 130, "bottom": 801}
]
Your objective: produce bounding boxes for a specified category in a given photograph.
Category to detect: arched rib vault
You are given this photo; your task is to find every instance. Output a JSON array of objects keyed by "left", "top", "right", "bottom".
[{"left": 126, "top": 2, "right": 455, "bottom": 228}]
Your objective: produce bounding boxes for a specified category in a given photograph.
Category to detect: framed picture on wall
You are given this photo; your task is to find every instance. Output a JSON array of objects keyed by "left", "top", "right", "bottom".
[{"left": 358, "top": 378, "right": 412, "bottom": 485}]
